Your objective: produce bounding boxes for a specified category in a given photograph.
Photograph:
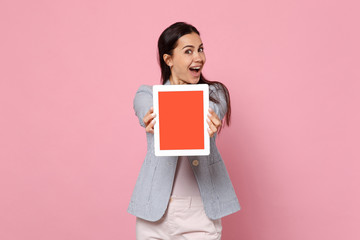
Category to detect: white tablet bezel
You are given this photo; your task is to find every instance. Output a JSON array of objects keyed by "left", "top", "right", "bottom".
[{"left": 153, "top": 84, "right": 210, "bottom": 156}]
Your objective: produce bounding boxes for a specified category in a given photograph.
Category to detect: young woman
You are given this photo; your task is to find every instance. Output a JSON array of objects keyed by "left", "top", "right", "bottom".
[{"left": 128, "top": 22, "right": 241, "bottom": 239}]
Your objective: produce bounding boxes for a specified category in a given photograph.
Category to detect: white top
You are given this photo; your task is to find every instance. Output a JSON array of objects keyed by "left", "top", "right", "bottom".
[{"left": 171, "top": 156, "right": 201, "bottom": 196}]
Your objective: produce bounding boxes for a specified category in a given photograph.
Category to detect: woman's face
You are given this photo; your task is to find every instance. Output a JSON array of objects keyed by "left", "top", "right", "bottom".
[{"left": 164, "top": 32, "right": 206, "bottom": 85}]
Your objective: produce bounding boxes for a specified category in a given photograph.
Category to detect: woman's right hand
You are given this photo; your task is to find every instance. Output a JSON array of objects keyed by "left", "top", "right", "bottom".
[{"left": 143, "top": 107, "right": 156, "bottom": 134}]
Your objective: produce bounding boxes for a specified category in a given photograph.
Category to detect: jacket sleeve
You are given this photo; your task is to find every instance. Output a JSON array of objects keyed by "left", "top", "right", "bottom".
[
  {"left": 209, "top": 83, "right": 228, "bottom": 121},
  {"left": 133, "top": 85, "right": 153, "bottom": 128}
]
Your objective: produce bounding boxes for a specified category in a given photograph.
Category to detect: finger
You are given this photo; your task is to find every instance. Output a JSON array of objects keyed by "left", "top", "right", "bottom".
[
  {"left": 147, "top": 106, "right": 153, "bottom": 116},
  {"left": 143, "top": 108, "right": 156, "bottom": 126},
  {"left": 146, "top": 118, "right": 156, "bottom": 133},
  {"left": 208, "top": 117, "right": 221, "bottom": 129},
  {"left": 146, "top": 118, "right": 156, "bottom": 131},
  {"left": 207, "top": 126, "right": 214, "bottom": 137},
  {"left": 146, "top": 125, "right": 154, "bottom": 133},
  {"left": 208, "top": 108, "right": 217, "bottom": 118},
  {"left": 207, "top": 109, "right": 221, "bottom": 127},
  {"left": 211, "top": 116, "right": 222, "bottom": 128},
  {"left": 145, "top": 107, "right": 154, "bottom": 120},
  {"left": 206, "top": 117, "right": 218, "bottom": 134}
]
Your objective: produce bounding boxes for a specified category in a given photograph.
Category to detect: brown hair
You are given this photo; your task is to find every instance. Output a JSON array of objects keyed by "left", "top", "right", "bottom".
[{"left": 157, "top": 22, "right": 231, "bottom": 133}]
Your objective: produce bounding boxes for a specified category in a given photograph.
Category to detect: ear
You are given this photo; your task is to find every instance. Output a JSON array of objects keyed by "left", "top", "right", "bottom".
[{"left": 163, "top": 54, "right": 173, "bottom": 67}]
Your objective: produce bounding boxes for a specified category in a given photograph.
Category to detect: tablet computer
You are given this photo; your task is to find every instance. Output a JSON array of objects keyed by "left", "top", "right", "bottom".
[{"left": 153, "top": 84, "right": 210, "bottom": 156}]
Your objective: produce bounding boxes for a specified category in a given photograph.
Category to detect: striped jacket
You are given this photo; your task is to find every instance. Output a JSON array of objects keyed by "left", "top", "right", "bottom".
[{"left": 127, "top": 79, "right": 241, "bottom": 221}]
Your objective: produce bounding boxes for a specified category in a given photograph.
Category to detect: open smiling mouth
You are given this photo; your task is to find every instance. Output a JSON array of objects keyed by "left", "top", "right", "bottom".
[{"left": 189, "top": 66, "right": 201, "bottom": 73}]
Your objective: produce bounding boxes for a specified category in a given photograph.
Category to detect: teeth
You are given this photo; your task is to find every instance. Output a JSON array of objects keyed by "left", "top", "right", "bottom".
[{"left": 190, "top": 66, "right": 201, "bottom": 70}]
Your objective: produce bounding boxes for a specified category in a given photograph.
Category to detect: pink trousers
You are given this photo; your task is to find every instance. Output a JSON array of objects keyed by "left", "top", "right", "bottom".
[{"left": 136, "top": 196, "right": 222, "bottom": 240}]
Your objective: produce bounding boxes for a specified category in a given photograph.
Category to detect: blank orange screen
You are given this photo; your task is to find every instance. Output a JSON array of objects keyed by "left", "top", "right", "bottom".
[{"left": 158, "top": 91, "right": 204, "bottom": 150}]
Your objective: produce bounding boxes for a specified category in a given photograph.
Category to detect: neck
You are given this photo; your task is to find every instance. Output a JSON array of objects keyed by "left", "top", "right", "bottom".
[{"left": 169, "top": 75, "right": 187, "bottom": 85}]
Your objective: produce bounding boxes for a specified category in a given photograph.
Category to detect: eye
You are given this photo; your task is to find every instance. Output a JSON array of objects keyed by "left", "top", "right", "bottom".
[
  {"left": 199, "top": 47, "right": 204, "bottom": 52},
  {"left": 185, "top": 49, "right": 192, "bottom": 54}
]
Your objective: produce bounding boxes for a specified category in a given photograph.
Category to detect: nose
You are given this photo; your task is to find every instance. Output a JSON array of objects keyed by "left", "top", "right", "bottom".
[{"left": 193, "top": 51, "right": 203, "bottom": 63}]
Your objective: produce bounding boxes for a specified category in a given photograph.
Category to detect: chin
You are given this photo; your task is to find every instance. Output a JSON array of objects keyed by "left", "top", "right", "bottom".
[{"left": 188, "top": 77, "right": 200, "bottom": 84}]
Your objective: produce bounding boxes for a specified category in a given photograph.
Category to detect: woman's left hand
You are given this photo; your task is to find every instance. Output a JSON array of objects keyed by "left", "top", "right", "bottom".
[{"left": 206, "top": 108, "right": 221, "bottom": 138}]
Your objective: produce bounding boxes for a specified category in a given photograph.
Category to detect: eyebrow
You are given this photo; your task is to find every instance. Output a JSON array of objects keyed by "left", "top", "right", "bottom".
[{"left": 182, "top": 43, "right": 203, "bottom": 49}]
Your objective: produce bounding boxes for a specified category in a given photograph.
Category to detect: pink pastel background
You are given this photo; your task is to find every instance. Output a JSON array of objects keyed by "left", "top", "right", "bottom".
[{"left": 1, "top": 0, "right": 359, "bottom": 239}]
